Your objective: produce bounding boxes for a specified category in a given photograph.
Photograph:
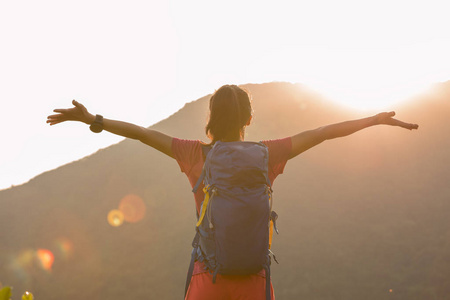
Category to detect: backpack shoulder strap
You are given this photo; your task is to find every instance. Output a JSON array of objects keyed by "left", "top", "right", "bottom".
[
  {"left": 201, "top": 143, "right": 212, "bottom": 158},
  {"left": 192, "top": 144, "right": 212, "bottom": 193}
]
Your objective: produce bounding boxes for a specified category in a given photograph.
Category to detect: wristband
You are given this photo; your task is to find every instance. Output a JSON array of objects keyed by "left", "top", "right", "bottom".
[{"left": 89, "top": 114, "right": 103, "bottom": 133}]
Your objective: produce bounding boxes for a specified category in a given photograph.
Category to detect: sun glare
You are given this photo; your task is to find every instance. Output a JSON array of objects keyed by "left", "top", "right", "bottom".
[
  {"left": 251, "top": 42, "right": 446, "bottom": 111},
  {"left": 309, "top": 79, "right": 431, "bottom": 111},
  {"left": 299, "top": 52, "right": 437, "bottom": 111}
]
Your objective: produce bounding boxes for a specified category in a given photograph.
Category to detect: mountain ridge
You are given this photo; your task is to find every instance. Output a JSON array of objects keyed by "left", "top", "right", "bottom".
[{"left": 1, "top": 81, "right": 449, "bottom": 299}]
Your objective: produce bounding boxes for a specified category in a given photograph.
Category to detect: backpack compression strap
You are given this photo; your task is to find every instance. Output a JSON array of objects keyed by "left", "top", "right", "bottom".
[
  {"left": 264, "top": 264, "right": 272, "bottom": 300},
  {"left": 185, "top": 232, "right": 200, "bottom": 297}
]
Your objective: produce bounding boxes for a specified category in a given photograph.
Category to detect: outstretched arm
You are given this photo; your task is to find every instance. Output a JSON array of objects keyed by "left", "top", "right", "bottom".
[
  {"left": 289, "top": 112, "right": 418, "bottom": 159},
  {"left": 47, "top": 100, "right": 174, "bottom": 158}
]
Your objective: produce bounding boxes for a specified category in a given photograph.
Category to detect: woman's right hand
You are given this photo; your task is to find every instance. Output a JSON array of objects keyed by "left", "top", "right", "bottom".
[{"left": 47, "top": 100, "right": 95, "bottom": 126}]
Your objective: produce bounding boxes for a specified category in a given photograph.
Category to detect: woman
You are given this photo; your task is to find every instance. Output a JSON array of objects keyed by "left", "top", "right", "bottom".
[{"left": 47, "top": 84, "right": 418, "bottom": 299}]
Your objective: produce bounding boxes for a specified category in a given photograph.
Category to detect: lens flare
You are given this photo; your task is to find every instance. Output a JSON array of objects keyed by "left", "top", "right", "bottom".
[
  {"left": 55, "top": 237, "right": 74, "bottom": 260},
  {"left": 108, "top": 209, "right": 124, "bottom": 227},
  {"left": 36, "top": 249, "right": 54, "bottom": 271},
  {"left": 17, "top": 249, "right": 35, "bottom": 266},
  {"left": 9, "top": 249, "right": 34, "bottom": 280},
  {"left": 118, "top": 194, "right": 146, "bottom": 223}
]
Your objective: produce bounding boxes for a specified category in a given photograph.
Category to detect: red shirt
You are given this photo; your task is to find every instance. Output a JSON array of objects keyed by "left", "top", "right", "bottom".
[
  {"left": 172, "top": 137, "right": 292, "bottom": 300},
  {"left": 172, "top": 138, "right": 291, "bottom": 215}
]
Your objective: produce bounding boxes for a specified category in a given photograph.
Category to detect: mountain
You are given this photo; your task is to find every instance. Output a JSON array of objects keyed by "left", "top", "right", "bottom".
[{"left": 1, "top": 82, "right": 449, "bottom": 299}]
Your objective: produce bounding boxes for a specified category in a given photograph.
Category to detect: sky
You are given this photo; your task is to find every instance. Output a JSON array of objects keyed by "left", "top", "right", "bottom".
[{"left": 1, "top": 0, "right": 449, "bottom": 190}]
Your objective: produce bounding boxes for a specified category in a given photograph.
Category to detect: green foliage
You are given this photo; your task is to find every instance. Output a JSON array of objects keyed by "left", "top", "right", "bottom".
[
  {"left": 22, "top": 292, "right": 33, "bottom": 300},
  {"left": 0, "top": 287, "right": 12, "bottom": 300},
  {"left": 0, "top": 287, "right": 33, "bottom": 300}
]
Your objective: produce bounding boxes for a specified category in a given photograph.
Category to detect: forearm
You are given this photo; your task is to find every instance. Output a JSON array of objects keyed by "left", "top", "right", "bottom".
[
  {"left": 101, "top": 117, "right": 147, "bottom": 140},
  {"left": 98, "top": 117, "right": 173, "bottom": 157},
  {"left": 290, "top": 115, "right": 379, "bottom": 159},
  {"left": 319, "top": 116, "right": 377, "bottom": 140},
  {"left": 83, "top": 110, "right": 155, "bottom": 141}
]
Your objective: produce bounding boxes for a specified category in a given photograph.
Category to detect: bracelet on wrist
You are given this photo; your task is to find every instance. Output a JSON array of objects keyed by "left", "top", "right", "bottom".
[{"left": 89, "top": 114, "right": 104, "bottom": 133}]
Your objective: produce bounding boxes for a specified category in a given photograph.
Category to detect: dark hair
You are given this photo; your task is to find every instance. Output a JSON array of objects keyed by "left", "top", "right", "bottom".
[{"left": 205, "top": 85, "right": 252, "bottom": 143}]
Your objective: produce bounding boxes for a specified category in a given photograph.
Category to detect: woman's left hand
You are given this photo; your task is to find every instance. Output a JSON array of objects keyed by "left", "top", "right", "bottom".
[{"left": 375, "top": 112, "right": 419, "bottom": 130}]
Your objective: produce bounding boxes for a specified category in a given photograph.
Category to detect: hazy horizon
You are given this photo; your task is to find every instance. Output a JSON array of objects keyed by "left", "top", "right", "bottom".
[{"left": 1, "top": 79, "right": 440, "bottom": 191}]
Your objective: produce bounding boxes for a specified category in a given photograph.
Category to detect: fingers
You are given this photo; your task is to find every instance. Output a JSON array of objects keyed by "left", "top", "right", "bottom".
[
  {"left": 47, "top": 111, "right": 70, "bottom": 125},
  {"left": 378, "top": 112, "right": 418, "bottom": 130},
  {"left": 47, "top": 100, "right": 87, "bottom": 126},
  {"left": 408, "top": 123, "right": 419, "bottom": 130},
  {"left": 390, "top": 118, "right": 419, "bottom": 130},
  {"left": 381, "top": 111, "right": 395, "bottom": 119},
  {"left": 72, "top": 100, "right": 87, "bottom": 111},
  {"left": 46, "top": 116, "right": 63, "bottom": 125},
  {"left": 53, "top": 100, "right": 79, "bottom": 113},
  {"left": 47, "top": 114, "right": 62, "bottom": 119},
  {"left": 52, "top": 100, "right": 84, "bottom": 113},
  {"left": 47, "top": 120, "right": 62, "bottom": 126},
  {"left": 376, "top": 111, "right": 395, "bottom": 123}
]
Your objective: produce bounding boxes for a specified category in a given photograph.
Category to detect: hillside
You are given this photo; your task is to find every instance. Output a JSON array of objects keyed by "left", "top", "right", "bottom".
[{"left": 1, "top": 82, "right": 449, "bottom": 299}]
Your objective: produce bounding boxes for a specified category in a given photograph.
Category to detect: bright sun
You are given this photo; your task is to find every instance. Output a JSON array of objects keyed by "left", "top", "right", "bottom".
[
  {"left": 307, "top": 76, "right": 432, "bottom": 111},
  {"left": 302, "top": 48, "right": 435, "bottom": 111},
  {"left": 268, "top": 46, "right": 441, "bottom": 111},
  {"left": 247, "top": 18, "right": 449, "bottom": 112}
]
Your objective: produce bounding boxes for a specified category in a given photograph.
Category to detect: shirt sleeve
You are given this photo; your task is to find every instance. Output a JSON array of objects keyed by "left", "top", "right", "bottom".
[
  {"left": 261, "top": 137, "right": 292, "bottom": 183},
  {"left": 171, "top": 138, "right": 203, "bottom": 175}
]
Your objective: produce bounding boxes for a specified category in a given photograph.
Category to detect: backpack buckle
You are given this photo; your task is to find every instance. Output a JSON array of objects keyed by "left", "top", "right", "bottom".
[
  {"left": 270, "top": 211, "right": 279, "bottom": 234},
  {"left": 269, "top": 249, "right": 279, "bottom": 264}
]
